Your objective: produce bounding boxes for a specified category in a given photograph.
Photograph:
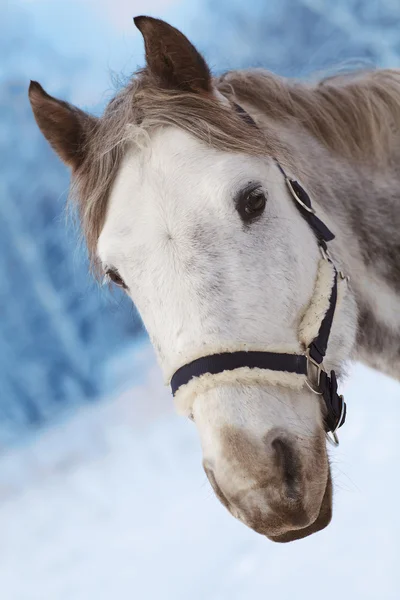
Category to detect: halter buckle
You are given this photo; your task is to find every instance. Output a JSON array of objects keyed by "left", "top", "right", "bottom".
[{"left": 305, "top": 351, "right": 325, "bottom": 394}]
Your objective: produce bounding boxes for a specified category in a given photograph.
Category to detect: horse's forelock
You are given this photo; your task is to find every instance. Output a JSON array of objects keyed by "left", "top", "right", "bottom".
[{"left": 69, "top": 71, "right": 275, "bottom": 268}]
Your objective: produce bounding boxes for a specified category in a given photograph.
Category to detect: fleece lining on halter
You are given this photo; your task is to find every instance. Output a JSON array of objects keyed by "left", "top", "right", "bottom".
[
  {"left": 172, "top": 257, "right": 346, "bottom": 416},
  {"left": 173, "top": 366, "right": 306, "bottom": 417},
  {"left": 299, "top": 258, "right": 346, "bottom": 347}
]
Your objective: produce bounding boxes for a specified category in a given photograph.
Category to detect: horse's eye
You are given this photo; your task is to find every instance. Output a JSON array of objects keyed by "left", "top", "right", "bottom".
[
  {"left": 236, "top": 185, "right": 267, "bottom": 222},
  {"left": 105, "top": 268, "right": 127, "bottom": 289},
  {"left": 245, "top": 189, "right": 266, "bottom": 216}
]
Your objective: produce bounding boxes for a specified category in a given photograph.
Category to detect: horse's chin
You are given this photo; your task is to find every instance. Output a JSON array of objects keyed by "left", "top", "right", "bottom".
[{"left": 267, "top": 471, "right": 332, "bottom": 543}]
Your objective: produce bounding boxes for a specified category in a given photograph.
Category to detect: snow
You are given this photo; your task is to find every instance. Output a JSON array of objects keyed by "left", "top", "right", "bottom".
[{"left": 0, "top": 344, "right": 399, "bottom": 600}]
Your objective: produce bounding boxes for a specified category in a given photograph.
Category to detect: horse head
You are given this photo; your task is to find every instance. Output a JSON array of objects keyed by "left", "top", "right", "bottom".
[{"left": 29, "top": 16, "right": 357, "bottom": 541}]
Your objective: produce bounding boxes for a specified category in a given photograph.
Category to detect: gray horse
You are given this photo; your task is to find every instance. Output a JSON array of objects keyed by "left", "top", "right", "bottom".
[{"left": 29, "top": 16, "right": 400, "bottom": 542}]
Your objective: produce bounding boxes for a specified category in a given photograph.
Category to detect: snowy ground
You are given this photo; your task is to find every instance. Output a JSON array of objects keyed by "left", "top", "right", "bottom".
[{"left": 0, "top": 344, "right": 399, "bottom": 600}]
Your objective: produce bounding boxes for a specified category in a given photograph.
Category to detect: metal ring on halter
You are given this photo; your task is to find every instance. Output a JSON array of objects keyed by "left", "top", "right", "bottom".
[
  {"left": 285, "top": 178, "right": 316, "bottom": 214},
  {"left": 325, "top": 395, "right": 345, "bottom": 446},
  {"left": 339, "top": 270, "right": 350, "bottom": 283},
  {"left": 305, "top": 379, "right": 322, "bottom": 395},
  {"left": 326, "top": 430, "right": 340, "bottom": 446},
  {"left": 319, "top": 244, "right": 332, "bottom": 262}
]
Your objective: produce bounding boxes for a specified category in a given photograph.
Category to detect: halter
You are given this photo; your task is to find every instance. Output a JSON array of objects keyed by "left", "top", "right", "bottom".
[{"left": 170, "top": 105, "right": 348, "bottom": 446}]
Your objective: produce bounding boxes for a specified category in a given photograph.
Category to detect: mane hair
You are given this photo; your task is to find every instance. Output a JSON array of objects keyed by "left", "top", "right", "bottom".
[
  {"left": 218, "top": 68, "right": 400, "bottom": 165},
  {"left": 71, "top": 67, "right": 400, "bottom": 264}
]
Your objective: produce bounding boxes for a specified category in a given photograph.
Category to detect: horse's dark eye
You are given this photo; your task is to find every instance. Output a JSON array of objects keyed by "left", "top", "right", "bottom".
[
  {"left": 245, "top": 189, "right": 266, "bottom": 215},
  {"left": 105, "top": 268, "right": 127, "bottom": 289},
  {"left": 236, "top": 185, "right": 267, "bottom": 222}
]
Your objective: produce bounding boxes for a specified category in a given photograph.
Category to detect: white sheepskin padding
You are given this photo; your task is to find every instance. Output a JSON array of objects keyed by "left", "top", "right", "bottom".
[
  {"left": 299, "top": 259, "right": 337, "bottom": 347},
  {"left": 173, "top": 366, "right": 306, "bottom": 416}
]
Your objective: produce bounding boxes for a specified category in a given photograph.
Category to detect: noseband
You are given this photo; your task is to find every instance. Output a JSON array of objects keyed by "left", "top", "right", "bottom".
[{"left": 170, "top": 104, "right": 348, "bottom": 446}]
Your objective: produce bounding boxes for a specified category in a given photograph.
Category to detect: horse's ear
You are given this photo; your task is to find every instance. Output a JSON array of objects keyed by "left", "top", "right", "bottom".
[
  {"left": 134, "top": 16, "right": 212, "bottom": 94},
  {"left": 28, "top": 81, "right": 96, "bottom": 170}
]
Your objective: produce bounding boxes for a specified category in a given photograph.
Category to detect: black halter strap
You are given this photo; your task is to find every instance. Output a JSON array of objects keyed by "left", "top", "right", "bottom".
[
  {"left": 171, "top": 352, "right": 308, "bottom": 396},
  {"left": 274, "top": 162, "right": 335, "bottom": 248},
  {"left": 170, "top": 104, "right": 347, "bottom": 438}
]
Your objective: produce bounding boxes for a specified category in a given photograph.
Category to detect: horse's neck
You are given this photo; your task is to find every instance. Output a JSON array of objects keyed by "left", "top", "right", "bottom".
[{"left": 300, "top": 138, "right": 400, "bottom": 380}]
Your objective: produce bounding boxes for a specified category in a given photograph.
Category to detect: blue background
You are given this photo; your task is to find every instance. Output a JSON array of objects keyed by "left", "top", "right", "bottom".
[{"left": 1, "top": 2, "right": 399, "bottom": 598}]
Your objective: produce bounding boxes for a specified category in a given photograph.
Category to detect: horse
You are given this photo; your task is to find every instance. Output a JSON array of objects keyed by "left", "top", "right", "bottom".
[{"left": 29, "top": 16, "right": 400, "bottom": 542}]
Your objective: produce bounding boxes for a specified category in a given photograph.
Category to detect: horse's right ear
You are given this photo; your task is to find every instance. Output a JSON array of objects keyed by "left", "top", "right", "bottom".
[
  {"left": 134, "top": 16, "right": 212, "bottom": 94},
  {"left": 28, "top": 81, "right": 96, "bottom": 170}
]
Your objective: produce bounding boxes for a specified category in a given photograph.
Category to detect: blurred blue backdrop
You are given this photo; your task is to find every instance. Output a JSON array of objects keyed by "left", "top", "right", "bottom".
[{"left": 1, "top": 2, "right": 400, "bottom": 600}]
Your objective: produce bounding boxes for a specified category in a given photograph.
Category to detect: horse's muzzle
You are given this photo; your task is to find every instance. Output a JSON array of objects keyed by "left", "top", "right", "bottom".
[
  {"left": 203, "top": 431, "right": 332, "bottom": 543},
  {"left": 268, "top": 471, "right": 332, "bottom": 542}
]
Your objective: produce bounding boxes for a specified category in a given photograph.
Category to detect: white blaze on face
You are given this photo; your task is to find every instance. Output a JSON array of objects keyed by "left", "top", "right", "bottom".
[{"left": 97, "top": 125, "right": 355, "bottom": 539}]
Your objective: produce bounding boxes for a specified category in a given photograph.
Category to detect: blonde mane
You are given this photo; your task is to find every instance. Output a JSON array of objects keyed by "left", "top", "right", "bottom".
[{"left": 71, "top": 67, "right": 400, "bottom": 263}]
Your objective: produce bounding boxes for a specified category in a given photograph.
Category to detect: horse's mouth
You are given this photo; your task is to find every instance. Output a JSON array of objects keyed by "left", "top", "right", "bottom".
[{"left": 268, "top": 471, "right": 333, "bottom": 543}]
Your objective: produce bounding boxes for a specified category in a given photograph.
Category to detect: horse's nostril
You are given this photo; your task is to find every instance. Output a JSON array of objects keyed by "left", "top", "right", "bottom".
[{"left": 271, "top": 436, "right": 301, "bottom": 494}]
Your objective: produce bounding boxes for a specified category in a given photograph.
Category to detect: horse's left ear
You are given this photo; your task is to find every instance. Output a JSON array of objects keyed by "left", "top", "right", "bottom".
[
  {"left": 134, "top": 16, "right": 212, "bottom": 94},
  {"left": 28, "top": 81, "right": 97, "bottom": 170}
]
